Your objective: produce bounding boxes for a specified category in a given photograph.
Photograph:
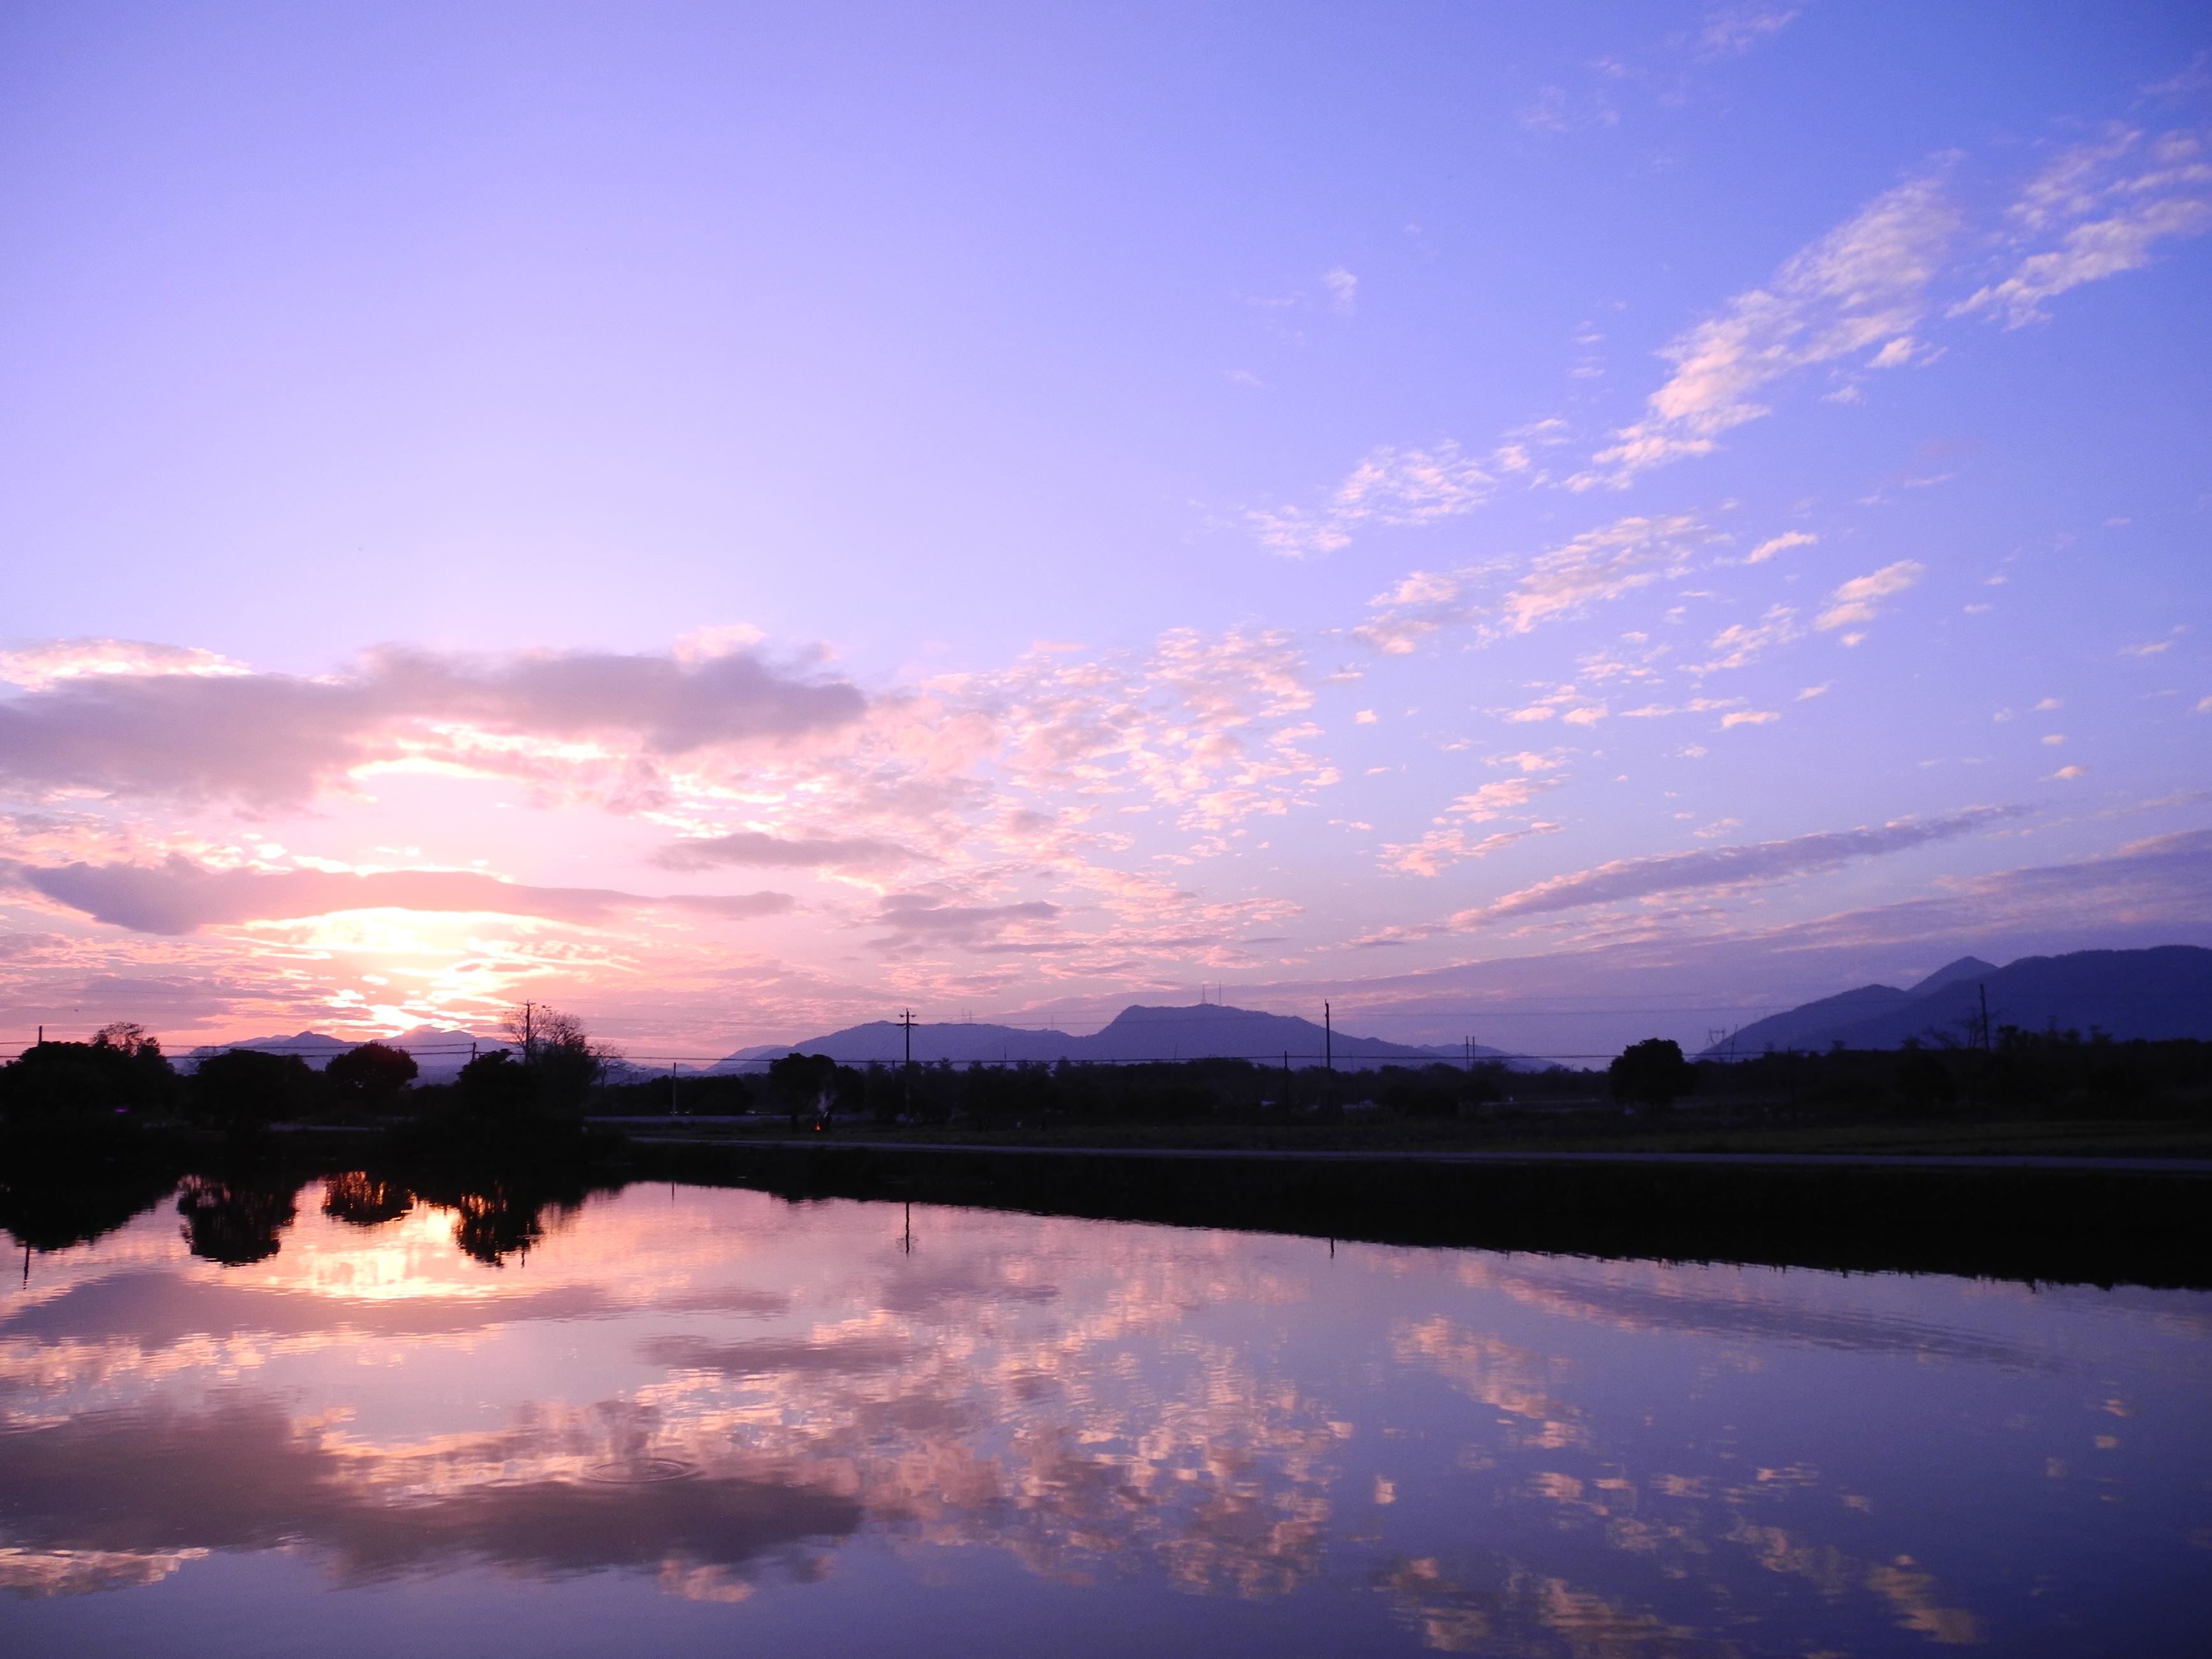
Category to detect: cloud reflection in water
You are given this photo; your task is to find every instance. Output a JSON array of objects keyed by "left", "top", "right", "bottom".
[{"left": 0, "top": 1180, "right": 2206, "bottom": 1653}]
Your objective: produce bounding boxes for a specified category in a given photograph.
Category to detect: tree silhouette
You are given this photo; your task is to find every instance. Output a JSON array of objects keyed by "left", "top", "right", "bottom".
[
  {"left": 455, "top": 1049, "right": 539, "bottom": 1122},
  {"left": 0, "top": 1028, "right": 178, "bottom": 1122},
  {"left": 327, "top": 1042, "right": 418, "bottom": 1106},
  {"left": 189, "top": 1049, "right": 317, "bottom": 1132},
  {"left": 1895, "top": 1041, "right": 1957, "bottom": 1111},
  {"left": 768, "top": 1052, "right": 841, "bottom": 1129},
  {"left": 497, "top": 1004, "right": 613, "bottom": 1112},
  {"left": 1609, "top": 1039, "right": 1696, "bottom": 1110}
]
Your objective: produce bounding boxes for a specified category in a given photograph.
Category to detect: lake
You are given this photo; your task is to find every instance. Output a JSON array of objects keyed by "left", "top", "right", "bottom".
[{"left": 2, "top": 1176, "right": 2207, "bottom": 1655}]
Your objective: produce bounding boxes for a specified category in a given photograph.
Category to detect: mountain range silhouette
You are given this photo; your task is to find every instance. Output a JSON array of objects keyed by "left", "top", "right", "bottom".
[
  {"left": 1700, "top": 946, "right": 2212, "bottom": 1056},
  {"left": 723, "top": 1002, "right": 1503, "bottom": 1071}
]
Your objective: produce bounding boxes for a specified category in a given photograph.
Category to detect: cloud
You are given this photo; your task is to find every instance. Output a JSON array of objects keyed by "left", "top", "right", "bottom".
[
  {"left": 1690, "top": 606, "right": 1801, "bottom": 673},
  {"left": 1519, "top": 84, "right": 1618, "bottom": 136},
  {"left": 0, "top": 638, "right": 252, "bottom": 691},
  {"left": 1697, "top": 5, "right": 1802, "bottom": 59},
  {"left": 1744, "top": 530, "right": 1817, "bottom": 564},
  {"left": 1574, "top": 175, "right": 1959, "bottom": 488},
  {"left": 0, "top": 640, "right": 866, "bottom": 809},
  {"left": 1381, "top": 822, "right": 1560, "bottom": 879},
  {"left": 1450, "top": 807, "right": 2019, "bottom": 926},
  {"left": 1321, "top": 267, "right": 1358, "bottom": 315},
  {"left": 1, "top": 855, "right": 792, "bottom": 935},
  {"left": 1249, "top": 442, "right": 1494, "bottom": 559},
  {"left": 652, "top": 831, "right": 919, "bottom": 873},
  {"left": 1357, "top": 514, "right": 1706, "bottom": 657},
  {"left": 1720, "top": 710, "right": 1780, "bottom": 727},
  {"left": 869, "top": 895, "right": 1062, "bottom": 951},
  {"left": 1619, "top": 696, "right": 1743, "bottom": 719},
  {"left": 1378, "top": 777, "right": 1561, "bottom": 876},
  {"left": 961, "top": 625, "right": 1330, "bottom": 837},
  {"left": 0, "top": 1395, "right": 863, "bottom": 1589},
  {"left": 1815, "top": 560, "right": 1923, "bottom": 631},
  {"left": 662, "top": 892, "right": 803, "bottom": 922},
  {"left": 1501, "top": 515, "right": 1706, "bottom": 633},
  {"left": 1952, "top": 126, "right": 2212, "bottom": 327}
]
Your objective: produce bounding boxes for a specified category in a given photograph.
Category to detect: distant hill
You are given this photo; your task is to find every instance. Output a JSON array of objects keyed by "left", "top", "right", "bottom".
[
  {"left": 187, "top": 1025, "right": 505, "bottom": 1082},
  {"left": 1704, "top": 947, "right": 2212, "bottom": 1056},
  {"left": 725, "top": 1002, "right": 1507, "bottom": 1072}
]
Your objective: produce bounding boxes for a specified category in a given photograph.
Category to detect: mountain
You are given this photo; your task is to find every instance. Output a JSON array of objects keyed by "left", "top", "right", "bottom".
[
  {"left": 725, "top": 1002, "right": 1509, "bottom": 1071},
  {"left": 1697, "top": 984, "right": 1918, "bottom": 1057},
  {"left": 1906, "top": 956, "right": 1999, "bottom": 996},
  {"left": 1076, "top": 1003, "right": 1471, "bottom": 1065},
  {"left": 1703, "top": 947, "right": 2212, "bottom": 1056},
  {"left": 186, "top": 1026, "right": 505, "bottom": 1082}
]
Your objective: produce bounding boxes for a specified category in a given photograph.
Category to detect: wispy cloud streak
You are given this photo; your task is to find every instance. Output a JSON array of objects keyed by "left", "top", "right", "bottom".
[
  {"left": 3, "top": 855, "right": 794, "bottom": 935},
  {"left": 1452, "top": 807, "right": 2019, "bottom": 926},
  {"left": 1574, "top": 175, "right": 1959, "bottom": 488},
  {"left": 1952, "top": 126, "right": 2212, "bottom": 327}
]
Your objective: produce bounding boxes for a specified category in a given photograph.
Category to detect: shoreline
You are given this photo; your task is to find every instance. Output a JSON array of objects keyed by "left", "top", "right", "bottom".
[{"left": 627, "top": 1136, "right": 2212, "bottom": 1291}]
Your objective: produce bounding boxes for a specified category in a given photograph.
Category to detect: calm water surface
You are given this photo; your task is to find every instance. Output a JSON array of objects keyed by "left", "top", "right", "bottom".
[{"left": 1, "top": 1179, "right": 2207, "bottom": 1655}]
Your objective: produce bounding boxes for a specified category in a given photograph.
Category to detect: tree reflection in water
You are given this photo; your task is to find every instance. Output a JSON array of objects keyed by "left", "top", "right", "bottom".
[
  {"left": 319, "top": 1169, "right": 604, "bottom": 1266},
  {"left": 175, "top": 1175, "right": 299, "bottom": 1267},
  {"left": 127, "top": 1169, "right": 597, "bottom": 1271},
  {"left": 320, "top": 1172, "right": 414, "bottom": 1229}
]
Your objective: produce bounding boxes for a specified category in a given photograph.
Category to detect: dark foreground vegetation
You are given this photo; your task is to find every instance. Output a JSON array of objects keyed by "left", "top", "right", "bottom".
[
  {"left": 8, "top": 1016, "right": 2206, "bottom": 1141},
  {"left": 2, "top": 1014, "right": 2208, "bottom": 1288}
]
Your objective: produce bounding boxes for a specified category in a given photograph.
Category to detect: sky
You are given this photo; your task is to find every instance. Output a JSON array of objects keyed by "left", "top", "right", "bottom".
[{"left": 2, "top": 1, "right": 2209, "bottom": 1062}]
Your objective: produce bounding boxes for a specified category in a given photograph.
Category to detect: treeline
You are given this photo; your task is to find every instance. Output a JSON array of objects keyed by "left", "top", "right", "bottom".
[
  {"left": 602, "top": 1051, "right": 1553, "bottom": 1126},
  {"left": 5, "top": 1017, "right": 2208, "bottom": 1137},
  {"left": 1694, "top": 1028, "right": 2212, "bottom": 1116},
  {"left": 0, "top": 1010, "right": 610, "bottom": 1135},
  {"left": 612, "top": 1035, "right": 2212, "bottom": 1124}
]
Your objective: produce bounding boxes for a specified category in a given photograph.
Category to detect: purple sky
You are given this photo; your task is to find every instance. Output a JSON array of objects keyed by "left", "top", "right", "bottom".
[{"left": 3, "top": 3, "right": 2208, "bottom": 1059}]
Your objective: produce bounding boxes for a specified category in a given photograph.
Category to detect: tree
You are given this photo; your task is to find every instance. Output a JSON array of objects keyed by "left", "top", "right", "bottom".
[
  {"left": 1609, "top": 1039, "right": 1696, "bottom": 1111},
  {"left": 1895, "top": 1041, "right": 1957, "bottom": 1112},
  {"left": 497, "top": 1003, "right": 613, "bottom": 1113},
  {"left": 0, "top": 1030, "right": 177, "bottom": 1122},
  {"left": 188, "top": 1049, "right": 319, "bottom": 1132},
  {"left": 455, "top": 1048, "right": 539, "bottom": 1122},
  {"left": 769, "top": 1052, "right": 841, "bottom": 1129},
  {"left": 327, "top": 1041, "right": 419, "bottom": 1106}
]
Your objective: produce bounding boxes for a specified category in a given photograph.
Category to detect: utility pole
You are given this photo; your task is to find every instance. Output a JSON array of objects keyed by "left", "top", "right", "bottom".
[
  {"left": 1324, "top": 1002, "right": 1332, "bottom": 1072},
  {"left": 669, "top": 1058, "right": 678, "bottom": 1117},
  {"left": 522, "top": 1001, "right": 535, "bottom": 1067},
  {"left": 901, "top": 1009, "right": 916, "bottom": 1120},
  {"left": 1979, "top": 983, "right": 1991, "bottom": 1053}
]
